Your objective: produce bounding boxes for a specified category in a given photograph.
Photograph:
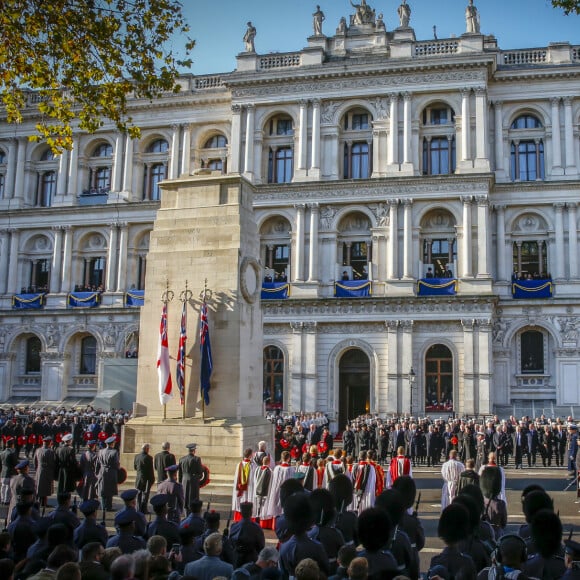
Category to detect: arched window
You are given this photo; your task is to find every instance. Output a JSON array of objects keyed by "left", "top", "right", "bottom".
[
  {"left": 40, "top": 149, "right": 56, "bottom": 161},
  {"left": 263, "top": 346, "right": 284, "bottom": 410},
  {"left": 25, "top": 336, "right": 41, "bottom": 374},
  {"left": 86, "top": 142, "right": 113, "bottom": 194},
  {"left": 83, "top": 257, "right": 106, "bottom": 289},
  {"left": 37, "top": 171, "right": 56, "bottom": 207},
  {"left": 142, "top": 138, "right": 169, "bottom": 200},
  {"left": 148, "top": 163, "right": 167, "bottom": 201},
  {"left": 147, "top": 139, "right": 169, "bottom": 153},
  {"left": 93, "top": 143, "right": 113, "bottom": 157},
  {"left": 421, "top": 104, "right": 456, "bottom": 175},
  {"left": 425, "top": 344, "right": 453, "bottom": 412},
  {"left": 509, "top": 114, "right": 545, "bottom": 181},
  {"left": 80, "top": 336, "right": 97, "bottom": 375},
  {"left": 264, "top": 116, "right": 294, "bottom": 184},
  {"left": 521, "top": 330, "right": 544, "bottom": 374},
  {"left": 204, "top": 135, "right": 227, "bottom": 148},
  {"left": 341, "top": 108, "right": 372, "bottom": 179}
]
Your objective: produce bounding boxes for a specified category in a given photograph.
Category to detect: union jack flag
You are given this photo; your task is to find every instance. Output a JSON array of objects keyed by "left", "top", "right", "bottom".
[
  {"left": 176, "top": 300, "right": 187, "bottom": 405},
  {"left": 200, "top": 301, "right": 213, "bottom": 405},
  {"left": 157, "top": 303, "right": 173, "bottom": 405}
]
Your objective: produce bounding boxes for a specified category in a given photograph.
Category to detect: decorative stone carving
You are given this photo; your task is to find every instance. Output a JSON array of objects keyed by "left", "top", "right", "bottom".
[
  {"left": 319, "top": 206, "right": 338, "bottom": 229},
  {"left": 492, "top": 319, "right": 510, "bottom": 344},
  {"left": 321, "top": 101, "right": 340, "bottom": 124}
]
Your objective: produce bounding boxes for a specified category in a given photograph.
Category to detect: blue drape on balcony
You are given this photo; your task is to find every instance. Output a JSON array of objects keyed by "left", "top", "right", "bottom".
[
  {"left": 68, "top": 292, "right": 101, "bottom": 308},
  {"left": 512, "top": 278, "right": 553, "bottom": 299},
  {"left": 416, "top": 278, "right": 458, "bottom": 296},
  {"left": 12, "top": 293, "right": 45, "bottom": 309},
  {"left": 261, "top": 282, "right": 290, "bottom": 300},
  {"left": 334, "top": 280, "right": 372, "bottom": 297},
  {"left": 125, "top": 290, "right": 145, "bottom": 306}
]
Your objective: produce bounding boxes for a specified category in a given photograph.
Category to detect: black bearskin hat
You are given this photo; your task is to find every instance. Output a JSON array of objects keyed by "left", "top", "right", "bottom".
[
  {"left": 375, "top": 489, "right": 405, "bottom": 525},
  {"left": 309, "top": 488, "right": 336, "bottom": 526},
  {"left": 279, "top": 478, "right": 306, "bottom": 509},
  {"left": 531, "top": 509, "right": 562, "bottom": 558},
  {"left": 284, "top": 492, "right": 314, "bottom": 535},
  {"left": 479, "top": 466, "right": 502, "bottom": 499},
  {"left": 523, "top": 490, "right": 554, "bottom": 524},
  {"left": 328, "top": 473, "right": 354, "bottom": 509},
  {"left": 438, "top": 504, "right": 469, "bottom": 545},
  {"left": 453, "top": 494, "right": 479, "bottom": 533},
  {"left": 391, "top": 475, "right": 416, "bottom": 510},
  {"left": 358, "top": 507, "right": 392, "bottom": 551},
  {"left": 458, "top": 483, "right": 485, "bottom": 516}
]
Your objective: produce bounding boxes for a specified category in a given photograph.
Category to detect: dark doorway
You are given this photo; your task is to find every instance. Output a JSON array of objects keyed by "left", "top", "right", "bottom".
[
  {"left": 425, "top": 344, "right": 453, "bottom": 412},
  {"left": 339, "top": 349, "right": 370, "bottom": 429}
]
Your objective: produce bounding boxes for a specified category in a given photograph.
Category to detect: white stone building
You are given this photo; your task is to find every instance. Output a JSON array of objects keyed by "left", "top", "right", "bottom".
[{"left": 1, "top": 1, "right": 580, "bottom": 422}]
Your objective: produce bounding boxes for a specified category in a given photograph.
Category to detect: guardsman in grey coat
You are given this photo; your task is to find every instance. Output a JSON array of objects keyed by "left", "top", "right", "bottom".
[
  {"left": 0, "top": 437, "right": 17, "bottom": 504},
  {"left": 74, "top": 499, "right": 108, "bottom": 548},
  {"left": 157, "top": 465, "right": 185, "bottom": 524},
  {"left": 134, "top": 443, "right": 155, "bottom": 512},
  {"left": 8, "top": 459, "right": 36, "bottom": 520},
  {"left": 34, "top": 436, "right": 56, "bottom": 508},
  {"left": 96, "top": 436, "right": 120, "bottom": 511},
  {"left": 79, "top": 440, "right": 99, "bottom": 501},
  {"left": 179, "top": 443, "right": 203, "bottom": 512},
  {"left": 115, "top": 489, "right": 147, "bottom": 537},
  {"left": 55, "top": 433, "right": 80, "bottom": 494}
]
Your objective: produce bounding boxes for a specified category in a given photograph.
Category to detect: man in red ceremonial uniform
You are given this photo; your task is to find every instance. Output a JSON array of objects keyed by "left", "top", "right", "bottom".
[
  {"left": 231, "top": 448, "right": 255, "bottom": 522},
  {"left": 386, "top": 446, "right": 413, "bottom": 488}
]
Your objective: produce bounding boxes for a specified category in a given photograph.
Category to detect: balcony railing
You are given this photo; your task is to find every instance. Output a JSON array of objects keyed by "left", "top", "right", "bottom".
[
  {"left": 125, "top": 289, "right": 145, "bottom": 306},
  {"left": 261, "top": 282, "right": 290, "bottom": 300},
  {"left": 12, "top": 292, "right": 46, "bottom": 309},
  {"left": 416, "top": 278, "right": 458, "bottom": 296},
  {"left": 67, "top": 291, "right": 101, "bottom": 308},
  {"left": 511, "top": 277, "right": 553, "bottom": 299},
  {"left": 334, "top": 279, "right": 371, "bottom": 298}
]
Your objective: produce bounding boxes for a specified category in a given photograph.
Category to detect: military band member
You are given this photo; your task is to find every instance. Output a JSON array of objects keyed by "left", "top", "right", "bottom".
[
  {"left": 34, "top": 435, "right": 55, "bottom": 508},
  {"left": 179, "top": 443, "right": 202, "bottom": 513},
  {"left": 96, "top": 435, "right": 120, "bottom": 512},
  {"left": 74, "top": 499, "right": 108, "bottom": 548},
  {"left": 158, "top": 464, "right": 185, "bottom": 524},
  {"left": 134, "top": 443, "right": 155, "bottom": 513},
  {"left": 232, "top": 448, "right": 255, "bottom": 522}
]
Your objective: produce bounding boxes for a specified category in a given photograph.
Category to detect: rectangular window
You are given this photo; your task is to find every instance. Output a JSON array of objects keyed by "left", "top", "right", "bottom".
[{"left": 352, "top": 114, "right": 369, "bottom": 130}]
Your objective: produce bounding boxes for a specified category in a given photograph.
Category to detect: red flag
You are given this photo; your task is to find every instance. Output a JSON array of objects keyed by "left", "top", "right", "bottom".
[
  {"left": 176, "top": 300, "right": 187, "bottom": 405},
  {"left": 157, "top": 303, "right": 173, "bottom": 405}
]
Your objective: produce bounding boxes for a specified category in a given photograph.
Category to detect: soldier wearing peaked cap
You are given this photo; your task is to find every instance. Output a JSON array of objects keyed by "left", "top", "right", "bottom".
[
  {"left": 79, "top": 439, "right": 99, "bottom": 502},
  {"left": 0, "top": 437, "right": 17, "bottom": 505},
  {"left": 74, "top": 499, "right": 108, "bottom": 548},
  {"left": 8, "top": 459, "right": 35, "bottom": 522},
  {"left": 106, "top": 509, "right": 147, "bottom": 554},
  {"left": 34, "top": 435, "right": 55, "bottom": 509},
  {"left": 179, "top": 498, "right": 206, "bottom": 538},
  {"left": 96, "top": 435, "right": 120, "bottom": 512},
  {"left": 55, "top": 432, "right": 80, "bottom": 494},
  {"left": 158, "top": 465, "right": 185, "bottom": 524},
  {"left": 115, "top": 488, "right": 147, "bottom": 538},
  {"left": 179, "top": 443, "right": 203, "bottom": 514},
  {"left": 563, "top": 539, "right": 580, "bottom": 580},
  {"left": 146, "top": 494, "right": 181, "bottom": 546}
]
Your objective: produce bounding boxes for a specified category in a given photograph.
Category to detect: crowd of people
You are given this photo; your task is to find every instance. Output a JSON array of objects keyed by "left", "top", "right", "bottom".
[{"left": 1, "top": 407, "right": 580, "bottom": 579}]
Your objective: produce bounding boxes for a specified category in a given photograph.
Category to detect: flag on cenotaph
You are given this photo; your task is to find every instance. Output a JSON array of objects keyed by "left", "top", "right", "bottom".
[
  {"left": 176, "top": 300, "right": 187, "bottom": 405},
  {"left": 157, "top": 303, "right": 173, "bottom": 405},
  {"left": 200, "top": 301, "right": 213, "bottom": 405}
]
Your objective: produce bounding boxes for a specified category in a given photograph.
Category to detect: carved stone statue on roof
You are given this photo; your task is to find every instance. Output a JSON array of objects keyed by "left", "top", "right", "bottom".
[
  {"left": 398, "top": 0, "right": 411, "bottom": 28},
  {"left": 350, "top": 0, "right": 376, "bottom": 26}
]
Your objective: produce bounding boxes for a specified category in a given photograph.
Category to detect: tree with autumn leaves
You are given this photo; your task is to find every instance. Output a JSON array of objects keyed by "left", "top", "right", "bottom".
[{"left": 0, "top": 0, "right": 194, "bottom": 152}]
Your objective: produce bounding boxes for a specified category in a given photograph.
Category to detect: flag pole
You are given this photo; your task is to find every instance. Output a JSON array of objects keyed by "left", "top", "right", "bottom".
[
  {"left": 179, "top": 280, "right": 192, "bottom": 420},
  {"left": 200, "top": 278, "right": 212, "bottom": 422},
  {"left": 160, "top": 279, "right": 174, "bottom": 419}
]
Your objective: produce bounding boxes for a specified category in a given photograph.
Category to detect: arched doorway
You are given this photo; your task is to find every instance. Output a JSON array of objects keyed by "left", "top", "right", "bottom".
[
  {"left": 425, "top": 344, "right": 453, "bottom": 412},
  {"left": 339, "top": 349, "right": 370, "bottom": 428}
]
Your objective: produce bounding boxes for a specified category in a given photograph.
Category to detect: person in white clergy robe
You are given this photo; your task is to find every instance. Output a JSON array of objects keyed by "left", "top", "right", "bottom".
[
  {"left": 295, "top": 453, "right": 316, "bottom": 491},
  {"left": 323, "top": 449, "right": 346, "bottom": 489},
  {"left": 262, "top": 450, "right": 295, "bottom": 519},
  {"left": 231, "top": 448, "right": 256, "bottom": 520},
  {"left": 253, "top": 455, "right": 274, "bottom": 528},
  {"left": 352, "top": 451, "right": 376, "bottom": 514},
  {"left": 441, "top": 449, "right": 465, "bottom": 510},
  {"left": 478, "top": 451, "right": 507, "bottom": 505}
]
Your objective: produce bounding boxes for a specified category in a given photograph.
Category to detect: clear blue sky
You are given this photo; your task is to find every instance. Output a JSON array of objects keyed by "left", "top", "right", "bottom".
[{"left": 176, "top": 0, "right": 580, "bottom": 76}]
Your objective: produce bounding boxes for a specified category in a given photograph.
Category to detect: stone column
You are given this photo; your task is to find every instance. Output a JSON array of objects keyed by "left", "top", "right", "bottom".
[
  {"left": 4, "top": 139, "right": 16, "bottom": 199},
  {"left": 67, "top": 136, "right": 79, "bottom": 196},
  {"left": 461, "top": 89, "right": 471, "bottom": 162},
  {"left": 56, "top": 149, "right": 69, "bottom": 196},
  {"left": 111, "top": 133, "right": 124, "bottom": 192},
  {"left": 474, "top": 87, "right": 488, "bottom": 165},
  {"left": 476, "top": 196, "right": 490, "bottom": 277},
  {"left": 385, "top": 321, "right": 399, "bottom": 412},
  {"left": 311, "top": 99, "right": 321, "bottom": 174},
  {"left": 551, "top": 98, "right": 563, "bottom": 174},
  {"left": 290, "top": 322, "right": 304, "bottom": 411},
  {"left": 230, "top": 105, "right": 242, "bottom": 174},
  {"left": 494, "top": 205, "right": 507, "bottom": 281},
  {"left": 403, "top": 199, "right": 413, "bottom": 279},
  {"left": 122, "top": 136, "right": 135, "bottom": 192},
  {"left": 372, "top": 130, "right": 380, "bottom": 177},
  {"left": 0, "top": 230, "right": 9, "bottom": 294},
  {"left": 297, "top": 100, "right": 308, "bottom": 171},
  {"left": 401, "top": 321, "right": 414, "bottom": 415},
  {"left": 303, "top": 322, "right": 317, "bottom": 411},
  {"left": 61, "top": 226, "right": 73, "bottom": 291},
  {"left": 387, "top": 199, "right": 399, "bottom": 279},
  {"left": 403, "top": 93, "right": 412, "bottom": 164},
  {"left": 477, "top": 319, "right": 492, "bottom": 414},
  {"left": 493, "top": 101, "right": 504, "bottom": 174},
  {"left": 564, "top": 97, "right": 576, "bottom": 174},
  {"left": 554, "top": 202, "right": 565, "bottom": 279},
  {"left": 180, "top": 124, "right": 191, "bottom": 177},
  {"left": 0, "top": 353, "right": 15, "bottom": 401},
  {"left": 106, "top": 223, "right": 118, "bottom": 292},
  {"left": 388, "top": 94, "right": 399, "bottom": 165},
  {"left": 7, "top": 228, "right": 20, "bottom": 294},
  {"left": 169, "top": 124, "right": 180, "bottom": 179},
  {"left": 568, "top": 203, "right": 578, "bottom": 279},
  {"left": 116, "top": 223, "right": 129, "bottom": 292},
  {"left": 50, "top": 227, "right": 63, "bottom": 293},
  {"left": 461, "top": 196, "right": 473, "bottom": 277},
  {"left": 243, "top": 105, "right": 255, "bottom": 179},
  {"left": 13, "top": 138, "right": 26, "bottom": 201},
  {"left": 307, "top": 203, "right": 319, "bottom": 282},
  {"left": 462, "top": 319, "right": 475, "bottom": 415},
  {"left": 294, "top": 204, "right": 305, "bottom": 282}
]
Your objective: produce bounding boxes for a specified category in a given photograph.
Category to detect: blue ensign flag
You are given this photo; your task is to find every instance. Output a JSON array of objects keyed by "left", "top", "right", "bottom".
[{"left": 200, "top": 301, "right": 213, "bottom": 405}]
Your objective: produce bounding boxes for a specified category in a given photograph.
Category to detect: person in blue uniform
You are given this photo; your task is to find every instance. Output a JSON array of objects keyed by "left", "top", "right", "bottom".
[
  {"left": 74, "top": 499, "right": 108, "bottom": 548},
  {"left": 179, "top": 498, "right": 206, "bottom": 538},
  {"left": 106, "top": 510, "right": 146, "bottom": 554},
  {"left": 146, "top": 493, "right": 181, "bottom": 546},
  {"left": 563, "top": 539, "right": 580, "bottom": 580},
  {"left": 157, "top": 465, "right": 185, "bottom": 524},
  {"left": 115, "top": 489, "right": 147, "bottom": 538}
]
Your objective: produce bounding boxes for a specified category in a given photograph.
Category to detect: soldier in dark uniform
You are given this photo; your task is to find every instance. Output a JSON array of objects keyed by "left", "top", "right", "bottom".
[
  {"left": 47, "top": 491, "right": 81, "bottom": 533},
  {"left": 8, "top": 460, "right": 35, "bottom": 520},
  {"left": 106, "top": 510, "right": 146, "bottom": 554},
  {"left": 179, "top": 443, "right": 202, "bottom": 513},
  {"left": 34, "top": 435, "right": 55, "bottom": 509},
  {"left": 229, "top": 501, "right": 265, "bottom": 567},
  {"left": 392, "top": 475, "right": 425, "bottom": 553},
  {"left": 157, "top": 465, "right": 185, "bottom": 524},
  {"left": 146, "top": 494, "right": 180, "bottom": 546},
  {"left": 563, "top": 539, "right": 580, "bottom": 580},
  {"left": 153, "top": 442, "right": 176, "bottom": 485},
  {"left": 55, "top": 433, "right": 80, "bottom": 494},
  {"left": 115, "top": 489, "right": 147, "bottom": 538},
  {"left": 134, "top": 443, "right": 155, "bottom": 513},
  {"left": 79, "top": 440, "right": 99, "bottom": 501},
  {"left": 7, "top": 500, "right": 36, "bottom": 563},
  {"left": 0, "top": 437, "right": 17, "bottom": 505},
  {"left": 179, "top": 498, "right": 206, "bottom": 538},
  {"left": 74, "top": 499, "right": 108, "bottom": 548},
  {"left": 96, "top": 435, "right": 119, "bottom": 512}
]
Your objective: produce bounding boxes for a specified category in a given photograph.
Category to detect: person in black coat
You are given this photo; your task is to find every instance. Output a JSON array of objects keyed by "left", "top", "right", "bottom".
[
  {"left": 106, "top": 511, "right": 146, "bottom": 554},
  {"left": 74, "top": 499, "right": 108, "bottom": 549},
  {"left": 179, "top": 443, "right": 203, "bottom": 513},
  {"left": 229, "top": 502, "right": 265, "bottom": 567},
  {"left": 342, "top": 425, "right": 355, "bottom": 457},
  {"left": 134, "top": 444, "right": 155, "bottom": 512},
  {"left": 153, "top": 442, "right": 176, "bottom": 484}
]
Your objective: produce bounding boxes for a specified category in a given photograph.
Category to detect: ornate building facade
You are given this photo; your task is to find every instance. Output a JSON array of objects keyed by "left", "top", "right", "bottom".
[{"left": 1, "top": 2, "right": 580, "bottom": 422}]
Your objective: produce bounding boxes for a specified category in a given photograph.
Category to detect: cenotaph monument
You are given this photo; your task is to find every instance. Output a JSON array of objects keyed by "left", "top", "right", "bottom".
[{"left": 120, "top": 174, "right": 273, "bottom": 476}]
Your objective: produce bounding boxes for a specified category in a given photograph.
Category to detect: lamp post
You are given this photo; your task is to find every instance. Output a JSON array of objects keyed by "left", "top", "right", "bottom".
[{"left": 408, "top": 367, "right": 416, "bottom": 418}]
